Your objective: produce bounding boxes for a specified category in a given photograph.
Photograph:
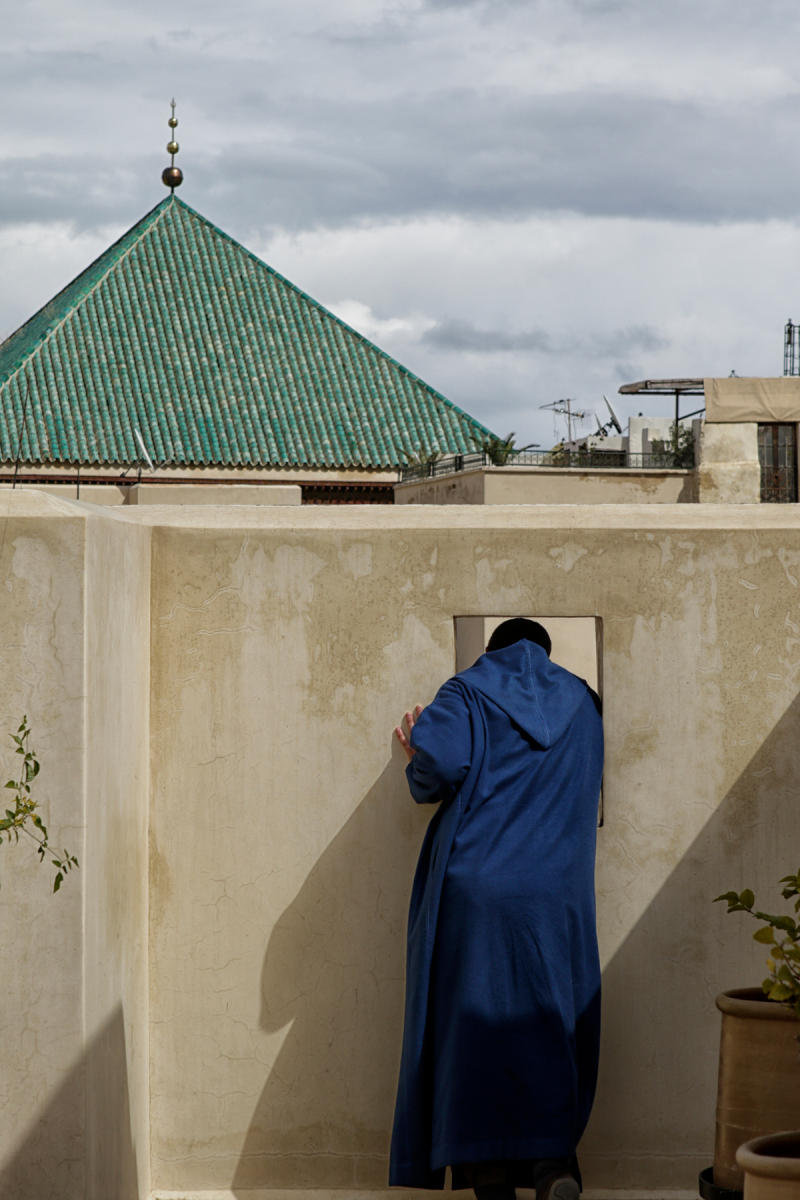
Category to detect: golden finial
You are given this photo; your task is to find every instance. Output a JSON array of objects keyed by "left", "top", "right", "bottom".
[{"left": 161, "top": 99, "right": 184, "bottom": 191}]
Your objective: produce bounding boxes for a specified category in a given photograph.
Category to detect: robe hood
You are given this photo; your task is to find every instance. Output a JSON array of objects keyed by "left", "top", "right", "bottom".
[{"left": 457, "top": 639, "right": 591, "bottom": 749}]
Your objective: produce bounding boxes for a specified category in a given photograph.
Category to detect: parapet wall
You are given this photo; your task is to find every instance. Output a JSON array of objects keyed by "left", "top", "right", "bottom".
[
  {"left": 2, "top": 493, "right": 800, "bottom": 1199},
  {"left": 395, "top": 466, "right": 696, "bottom": 504}
]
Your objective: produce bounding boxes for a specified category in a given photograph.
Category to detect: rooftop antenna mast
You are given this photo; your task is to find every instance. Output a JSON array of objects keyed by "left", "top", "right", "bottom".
[
  {"left": 785, "top": 318, "right": 800, "bottom": 376},
  {"left": 540, "top": 398, "right": 586, "bottom": 445}
]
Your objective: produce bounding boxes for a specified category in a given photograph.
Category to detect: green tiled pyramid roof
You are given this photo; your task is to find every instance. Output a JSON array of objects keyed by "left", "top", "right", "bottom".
[{"left": 0, "top": 196, "right": 493, "bottom": 470}]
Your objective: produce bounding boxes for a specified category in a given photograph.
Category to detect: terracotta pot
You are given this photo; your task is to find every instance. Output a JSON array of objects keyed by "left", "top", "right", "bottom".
[
  {"left": 713, "top": 989, "right": 800, "bottom": 1191},
  {"left": 736, "top": 1130, "right": 800, "bottom": 1199}
]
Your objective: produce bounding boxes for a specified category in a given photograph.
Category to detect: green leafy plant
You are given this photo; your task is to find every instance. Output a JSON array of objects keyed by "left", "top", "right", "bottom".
[
  {"left": 400, "top": 445, "right": 444, "bottom": 479},
  {"left": 715, "top": 872, "right": 800, "bottom": 1017},
  {"left": 548, "top": 441, "right": 569, "bottom": 466},
  {"left": 404, "top": 448, "right": 442, "bottom": 467},
  {"left": 0, "top": 716, "right": 79, "bottom": 893},
  {"left": 650, "top": 422, "right": 696, "bottom": 468},
  {"left": 470, "top": 431, "right": 536, "bottom": 465}
]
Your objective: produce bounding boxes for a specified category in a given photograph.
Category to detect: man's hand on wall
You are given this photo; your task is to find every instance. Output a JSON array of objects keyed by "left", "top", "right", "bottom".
[{"left": 395, "top": 705, "right": 424, "bottom": 762}]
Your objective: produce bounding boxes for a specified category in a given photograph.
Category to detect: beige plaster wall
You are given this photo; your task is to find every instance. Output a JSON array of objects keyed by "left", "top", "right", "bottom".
[
  {"left": 0, "top": 491, "right": 151, "bottom": 1200},
  {"left": 138, "top": 503, "right": 800, "bottom": 1197},
  {"left": 0, "top": 483, "right": 303, "bottom": 507},
  {"left": 5, "top": 498, "right": 800, "bottom": 1199},
  {"left": 125, "top": 484, "right": 302, "bottom": 505},
  {"left": 395, "top": 468, "right": 695, "bottom": 505},
  {"left": 697, "top": 423, "right": 761, "bottom": 503},
  {"left": 83, "top": 508, "right": 151, "bottom": 1199},
  {"left": 394, "top": 471, "right": 487, "bottom": 504},
  {"left": 484, "top": 469, "right": 694, "bottom": 505},
  {"left": 0, "top": 483, "right": 127, "bottom": 505},
  {"left": 0, "top": 492, "right": 87, "bottom": 1200}
]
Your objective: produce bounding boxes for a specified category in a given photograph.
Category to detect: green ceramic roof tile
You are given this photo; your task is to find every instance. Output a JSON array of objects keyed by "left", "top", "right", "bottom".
[{"left": 0, "top": 196, "right": 494, "bottom": 470}]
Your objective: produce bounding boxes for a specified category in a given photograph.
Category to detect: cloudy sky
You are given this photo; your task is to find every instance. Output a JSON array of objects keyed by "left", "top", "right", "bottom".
[{"left": 3, "top": 0, "right": 800, "bottom": 446}]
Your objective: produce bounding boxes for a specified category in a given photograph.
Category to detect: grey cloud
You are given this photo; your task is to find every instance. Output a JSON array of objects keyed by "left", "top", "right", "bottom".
[
  {"left": 161, "top": 86, "right": 800, "bottom": 236},
  {"left": 5, "top": 0, "right": 800, "bottom": 240},
  {"left": 0, "top": 155, "right": 159, "bottom": 228},
  {"left": 424, "top": 0, "right": 633, "bottom": 10},
  {"left": 6, "top": 83, "right": 800, "bottom": 238},
  {"left": 612, "top": 361, "right": 644, "bottom": 386},
  {"left": 423, "top": 319, "right": 554, "bottom": 353},
  {"left": 422, "top": 317, "right": 668, "bottom": 359},
  {"left": 588, "top": 325, "right": 669, "bottom": 358}
]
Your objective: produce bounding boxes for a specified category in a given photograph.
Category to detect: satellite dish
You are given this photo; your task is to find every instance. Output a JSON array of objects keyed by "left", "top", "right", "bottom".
[{"left": 603, "top": 394, "right": 623, "bottom": 434}]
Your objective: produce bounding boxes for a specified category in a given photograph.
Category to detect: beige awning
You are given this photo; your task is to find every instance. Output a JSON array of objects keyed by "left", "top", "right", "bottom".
[{"left": 705, "top": 377, "right": 800, "bottom": 422}]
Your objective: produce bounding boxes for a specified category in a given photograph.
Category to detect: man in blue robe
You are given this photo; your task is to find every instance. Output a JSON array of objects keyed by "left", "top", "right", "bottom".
[{"left": 390, "top": 619, "right": 603, "bottom": 1200}]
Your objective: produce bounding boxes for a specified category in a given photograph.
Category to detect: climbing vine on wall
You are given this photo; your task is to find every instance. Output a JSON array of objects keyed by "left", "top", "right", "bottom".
[{"left": 0, "top": 716, "right": 79, "bottom": 892}]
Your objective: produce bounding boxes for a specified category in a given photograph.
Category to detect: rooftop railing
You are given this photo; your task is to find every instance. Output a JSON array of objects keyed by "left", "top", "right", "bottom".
[{"left": 399, "top": 448, "right": 694, "bottom": 482}]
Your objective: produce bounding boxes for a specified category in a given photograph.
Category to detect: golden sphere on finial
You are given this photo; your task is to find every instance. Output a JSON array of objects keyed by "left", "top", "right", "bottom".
[
  {"left": 167, "top": 140, "right": 179, "bottom": 155},
  {"left": 168, "top": 116, "right": 178, "bottom": 128},
  {"left": 162, "top": 166, "right": 184, "bottom": 190}
]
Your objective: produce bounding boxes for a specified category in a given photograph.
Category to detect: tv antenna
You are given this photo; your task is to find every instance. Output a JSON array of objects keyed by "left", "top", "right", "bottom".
[{"left": 540, "top": 398, "right": 586, "bottom": 445}]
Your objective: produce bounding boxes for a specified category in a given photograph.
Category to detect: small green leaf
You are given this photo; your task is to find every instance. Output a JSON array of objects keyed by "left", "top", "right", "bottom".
[
  {"left": 739, "top": 889, "right": 755, "bottom": 909},
  {"left": 768, "top": 981, "right": 794, "bottom": 1002},
  {"left": 714, "top": 892, "right": 740, "bottom": 904},
  {"left": 52, "top": 872, "right": 62, "bottom": 893},
  {"left": 754, "top": 926, "right": 776, "bottom": 944}
]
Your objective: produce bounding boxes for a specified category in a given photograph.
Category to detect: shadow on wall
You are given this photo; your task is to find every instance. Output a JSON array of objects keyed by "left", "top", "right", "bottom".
[
  {"left": 232, "top": 693, "right": 800, "bottom": 1196},
  {"left": 0, "top": 1005, "right": 138, "bottom": 1200},
  {"left": 232, "top": 757, "right": 430, "bottom": 1194},
  {"left": 580, "top": 690, "right": 800, "bottom": 1190}
]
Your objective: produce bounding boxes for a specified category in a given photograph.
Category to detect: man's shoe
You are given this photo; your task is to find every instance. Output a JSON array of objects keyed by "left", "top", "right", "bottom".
[{"left": 536, "top": 1174, "right": 580, "bottom": 1200}]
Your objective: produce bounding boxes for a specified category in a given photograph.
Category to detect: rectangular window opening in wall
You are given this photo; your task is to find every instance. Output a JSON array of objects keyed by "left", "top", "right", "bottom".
[
  {"left": 453, "top": 616, "right": 603, "bottom": 823},
  {"left": 758, "top": 423, "right": 798, "bottom": 503}
]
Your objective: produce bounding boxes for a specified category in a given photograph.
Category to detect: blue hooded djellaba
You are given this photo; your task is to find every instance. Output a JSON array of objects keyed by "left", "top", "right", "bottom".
[{"left": 389, "top": 639, "right": 604, "bottom": 1189}]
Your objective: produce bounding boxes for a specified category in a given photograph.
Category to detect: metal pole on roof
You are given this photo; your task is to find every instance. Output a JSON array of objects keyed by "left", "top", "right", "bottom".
[{"left": 674, "top": 389, "right": 679, "bottom": 455}]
